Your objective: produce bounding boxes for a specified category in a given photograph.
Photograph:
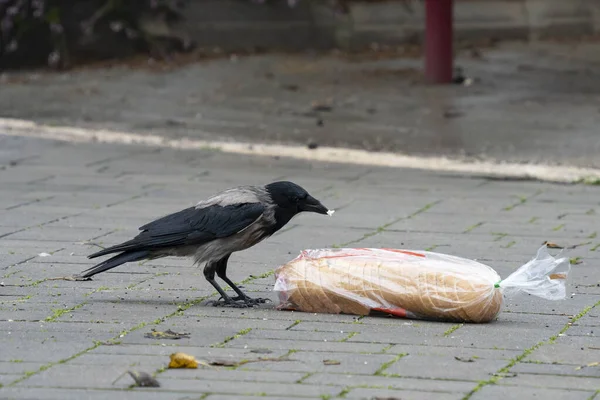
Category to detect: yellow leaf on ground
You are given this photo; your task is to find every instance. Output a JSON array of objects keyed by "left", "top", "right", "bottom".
[{"left": 168, "top": 352, "right": 199, "bottom": 369}]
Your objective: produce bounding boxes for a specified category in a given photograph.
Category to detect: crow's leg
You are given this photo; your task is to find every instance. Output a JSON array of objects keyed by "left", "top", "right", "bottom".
[
  {"left": 214, "top": 254, "right": 248, "bottom": 300},
  {"left": 215, "top": 254, "right": 270, "bottom": 305},
  {"left": 203, "top": 259, "right": 250, "bottom": 308}
]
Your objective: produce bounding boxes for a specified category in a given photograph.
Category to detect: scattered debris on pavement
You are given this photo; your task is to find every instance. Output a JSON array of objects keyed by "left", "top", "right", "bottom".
[
  {"left": 47, "top": 276, "right": 92, "bottom": 282},
  {"left": 166, "top": 352, "right": 293, "bottom": 370},
  {"left": 249, "top": 349, "right": 273, "bottom": 354},
  {"left": 144, "top": 329, "right": 191, "bottom": 340},
  {"left": 542, "top": 240, "right": 591, "bottom": 249},
  {"left": 126, "top": 370, "right": 160, "bottom": 387},
  {"left": 207, "top": 356, "right": 292, "bottom": 367},
  {"left": 576, "top": 362, "right": 599, "bottom": 370},
  {"left": 112, "top": 370, "right": 160, "bottom": 387}
]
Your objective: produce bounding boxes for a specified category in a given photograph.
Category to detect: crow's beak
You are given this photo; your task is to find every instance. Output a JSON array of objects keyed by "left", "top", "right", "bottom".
[{"left": 300, "top": 195, "right": 331, "bottom": 215}]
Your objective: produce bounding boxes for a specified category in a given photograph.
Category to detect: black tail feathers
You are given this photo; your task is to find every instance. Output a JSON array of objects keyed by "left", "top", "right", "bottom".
[
  {"left": 87, "top": 240, "right": 138, "bottom": 259},
  {"left": 77, "top": 250, "right": 149, "bottom": 279}
]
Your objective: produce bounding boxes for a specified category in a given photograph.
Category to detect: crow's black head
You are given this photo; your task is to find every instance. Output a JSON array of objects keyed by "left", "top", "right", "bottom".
[{"left": 265, "top": 181, "right": 330, "bottom": 229}]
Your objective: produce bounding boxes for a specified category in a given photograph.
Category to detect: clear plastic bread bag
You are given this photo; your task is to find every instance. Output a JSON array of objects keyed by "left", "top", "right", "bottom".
[{"left": 273, "top": 246, "right": 570, "bottom": 323}]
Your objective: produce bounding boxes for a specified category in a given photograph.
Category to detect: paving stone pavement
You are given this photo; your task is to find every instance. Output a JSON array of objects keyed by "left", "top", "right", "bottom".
[{"left": 1, "top": 133, "right": 600, "bottom": 400}]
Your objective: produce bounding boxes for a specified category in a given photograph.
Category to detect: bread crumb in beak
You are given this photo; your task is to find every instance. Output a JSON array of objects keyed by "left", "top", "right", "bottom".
[{"left": 327, "top": 210, "right": 335, "bottom": 217}]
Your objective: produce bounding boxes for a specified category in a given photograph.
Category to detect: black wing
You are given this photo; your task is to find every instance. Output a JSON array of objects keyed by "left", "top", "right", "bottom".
[{"left": 88, "top": 203, "right": 265, "bottom": 259}]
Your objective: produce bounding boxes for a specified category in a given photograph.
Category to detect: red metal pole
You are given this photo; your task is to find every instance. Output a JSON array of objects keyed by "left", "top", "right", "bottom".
[{"left": 425, "top": 0, "right": 454, "bottom": 84}]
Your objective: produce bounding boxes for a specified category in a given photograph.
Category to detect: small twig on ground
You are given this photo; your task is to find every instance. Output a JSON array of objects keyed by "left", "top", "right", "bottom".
[
  {"left": 47, "top": 276, "right": 92, "bottom": 281},
  {"left": 543, "top": 241, "right": 592, "bottom": 249}
]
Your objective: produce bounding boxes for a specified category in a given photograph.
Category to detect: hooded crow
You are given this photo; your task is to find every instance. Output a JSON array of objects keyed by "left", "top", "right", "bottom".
[{"left": 77, "top": 181, "right": 332, "bottom": 307}]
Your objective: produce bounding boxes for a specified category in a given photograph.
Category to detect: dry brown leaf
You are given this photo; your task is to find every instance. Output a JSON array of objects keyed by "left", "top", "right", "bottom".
[
  {"left": 47, "top": 275, "right": 91, "bottom": 281},
  {"left": 127, "top": 370, "right": 160, "bottom": 387},
  {"left": 323, "top": 359, "right": 341, "bottom": 365},
  {"left": 543, "top": 240, "right": 592, "bottom": 250},
  {"left": 144, "top": 329, "right": 190, "bottom": 340},
  {"left": 454, "top": 356, "right": 475, "bottom": 363},
  {"left": 208, "top": 356, "right": 292, "bottom": 368},
  {"left": 168, "top": 352, "right": 199, "bottom": 369},
  {"left": 209, "top": 359, "right": 244, "bottom": 367},
  {"left": 543, "top": 241, "right": 563, "bottom": 249},
  {"left": 112, "top": 370, "right": 160, "bottom": 387},
  {"left": 310, "top": 101, "right": 333, "bottom": 112}
]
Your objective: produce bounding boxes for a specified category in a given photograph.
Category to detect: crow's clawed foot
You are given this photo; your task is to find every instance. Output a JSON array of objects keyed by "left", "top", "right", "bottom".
[
  {"left": 209, "top": 295, "right": 272, "bottom": 308},
  {"left": 208, "top": 299, "right": 252, "bottom": 308},
  {"left": 231, "top": 296, "right": 272, "bottom": 305}
]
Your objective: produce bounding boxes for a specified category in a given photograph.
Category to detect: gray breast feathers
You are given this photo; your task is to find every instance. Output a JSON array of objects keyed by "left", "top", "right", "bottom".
[{"left": 191, "top": 204, "right": 276, "bottom": 264}]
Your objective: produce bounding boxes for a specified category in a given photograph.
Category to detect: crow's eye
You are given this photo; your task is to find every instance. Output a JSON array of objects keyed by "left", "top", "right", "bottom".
[{"left": 291, "top": 193, "right": 307, "bottom": 204}]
